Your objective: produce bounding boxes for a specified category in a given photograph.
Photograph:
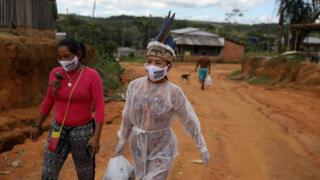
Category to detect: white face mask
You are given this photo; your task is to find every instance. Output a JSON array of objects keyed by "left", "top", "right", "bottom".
[
  {"left": 145, "top": 63, "right": 169, "bottom": 82},
  {"left": 58, "top": 56, "right": 79, "bottom": 72}
]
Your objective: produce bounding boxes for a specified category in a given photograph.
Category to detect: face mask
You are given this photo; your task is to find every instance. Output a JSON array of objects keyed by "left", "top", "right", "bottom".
[
  {"left": 144, "top": 64, "right": 169, "bottom": 82},
  {"left": 58, "top": 56, "right": 79, "bottom": 72}
]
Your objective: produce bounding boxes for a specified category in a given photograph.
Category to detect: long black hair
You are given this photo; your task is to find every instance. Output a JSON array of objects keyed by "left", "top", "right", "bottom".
[{"left": 58, "top": 37, "right": 86, "bottom": 60}]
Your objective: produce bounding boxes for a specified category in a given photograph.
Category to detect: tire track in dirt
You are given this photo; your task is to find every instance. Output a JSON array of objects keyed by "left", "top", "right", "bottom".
[{"left": 168, "top": 63, "right": 320, "bottom": 179}]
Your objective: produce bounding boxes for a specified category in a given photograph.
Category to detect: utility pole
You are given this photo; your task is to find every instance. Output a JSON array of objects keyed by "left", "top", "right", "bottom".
[
  {"left": 287, "top": 30, "right": 291, "bottom": 51},
  {"left": 92, "top": 0, "right": 96, "bottom": 17},
  {"left": 122, "top": 19, "right": 126, "bottom": 47},
  {"left": 277, "top": 0, "right": 285, "bottom": 52},
  {"left": 267, "top": 37, "right": 270, "bottom": 53},
  {"left": 148, "top": 14, "right": 152, "bottom": 40}
]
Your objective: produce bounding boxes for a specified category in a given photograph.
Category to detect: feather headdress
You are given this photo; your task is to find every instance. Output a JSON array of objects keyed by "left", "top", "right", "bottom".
[{"left": 146, "top": 11, "right": 176, "bottom": 62}]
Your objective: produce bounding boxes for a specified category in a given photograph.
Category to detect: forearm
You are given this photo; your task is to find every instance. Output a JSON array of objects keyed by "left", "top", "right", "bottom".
[
  {"left": 117, "top": 117, "right": 133, "bottom": 141},
  {"left": 93, "top": 122, "right": 103, "bottom": 140},
  {"left": 183, "top": 118, "right": 207, "bottom": 150},
  {"left": 197, "top": 133, "right": 207, "bottom": 151},
  {"left": 35, "top": 113, "right": 48, "bottom": 128},
  {"left": 178, "top": 111, "right": 207, "bottom": 150},
  {"left": 176, "top": 95, "right": 207, "bottom": 150},
  {"left": 117, "top": 102, "right": 133, "bottom": 141},
  {"left": 175, "top": 89, "right": 208, "bottom": 155},
  {"left": 195, "top": 62, "right": 200, "bottom": 71}
]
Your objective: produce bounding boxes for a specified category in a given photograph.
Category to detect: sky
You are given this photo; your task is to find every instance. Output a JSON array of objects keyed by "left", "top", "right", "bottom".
[{"left": 56, "top": 0, "right": 279, "bottom": 24}]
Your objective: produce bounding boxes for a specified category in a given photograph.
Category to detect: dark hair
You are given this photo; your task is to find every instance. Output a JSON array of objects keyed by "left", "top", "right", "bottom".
[{"left": 58, "top": 37, "right": 86, "bottom": 60}]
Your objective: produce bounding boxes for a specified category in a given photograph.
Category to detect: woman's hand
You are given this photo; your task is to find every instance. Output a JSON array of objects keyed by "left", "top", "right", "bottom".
[
  {"left": 87, "top": 136, "right": 100, "bottom": 158},
  {"left": 201, "top": 150, "right": 210, "bottom": 166},
  {"left": 31, "top": 114, "right": 47, "bottom": 142},
  {"left": 31, "top": 126, "right": 41, "bottom": 142}
]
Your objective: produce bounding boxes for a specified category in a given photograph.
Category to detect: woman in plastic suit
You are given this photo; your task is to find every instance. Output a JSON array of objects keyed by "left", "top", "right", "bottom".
[{"left": 115, "top": 12, "right": 210, "bottom": 180}]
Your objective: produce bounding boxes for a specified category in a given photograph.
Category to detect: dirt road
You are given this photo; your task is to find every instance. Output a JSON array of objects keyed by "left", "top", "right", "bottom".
[{"left": 1, "top": 63, "right": 320, "bottom": 180}]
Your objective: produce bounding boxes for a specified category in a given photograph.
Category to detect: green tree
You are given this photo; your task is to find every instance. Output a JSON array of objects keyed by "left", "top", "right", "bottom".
[
  {"left": 224, "top": 9, "right": 244, "bottom": 39},
  {"left": 105, "top": 41, "right": 118, "bottom": 57},
  {"left": 225, "top": 9, "right": 244, "bottom": 23},
  {"left": 276, "top": 0, "right": 320, "bottom": 51}
]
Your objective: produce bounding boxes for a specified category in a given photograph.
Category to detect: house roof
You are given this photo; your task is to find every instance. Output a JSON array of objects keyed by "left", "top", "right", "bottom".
[
  {"left": 171, "top": 27, "right": 218, "bottom": 37},
  {"left": 303, "top": 37, "right": 320, "bottom": 44},
  {"left": 171, "top": 27, "right": 199, "bottom": 34},
  {"left": 187, "top": 31, "right": 219, "bottom": 37},
  {"left": 171, "top": 27, "right": 223, "bottom": 46},
  {"left": 290, "top": 24, "right": 320, "bottom": 31},
  {"left": 117, "top": 47, "right": 136, "bottom": 52},
  {"left": 225, "top": 38, "right": 246, "bottom": 46},
  {"left": 174, "top": 36, "right": 224, "bottom": 46}
]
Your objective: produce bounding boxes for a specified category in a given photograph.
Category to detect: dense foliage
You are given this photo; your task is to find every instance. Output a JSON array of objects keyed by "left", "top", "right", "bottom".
[{"left": 56, "top": 14, "right": 279, "bottom": 53}]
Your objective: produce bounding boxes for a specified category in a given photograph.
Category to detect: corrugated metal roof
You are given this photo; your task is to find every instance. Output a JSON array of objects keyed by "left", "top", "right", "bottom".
[
  {"left": 171, "top": 27, "right": 224, "bottom": 46},
  {"left": 174, "top": 36, "right": 224, "bottom": 46},
  {"left": 171, "top": 27, "right": 199, "bottom": 34},
  {"left": 303, "top": 37, "right": 320, "bottom": 44},
  {"left": 187, "top": 31, "right": 218, "bottom": 37},
  {"left": 171, "top": 27, "right": 218, "bottom": 37}
]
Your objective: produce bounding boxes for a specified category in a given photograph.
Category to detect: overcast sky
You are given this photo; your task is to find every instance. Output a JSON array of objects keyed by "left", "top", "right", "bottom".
[{"left": 56, "top": 0, "right": 279, "bottom": 24}]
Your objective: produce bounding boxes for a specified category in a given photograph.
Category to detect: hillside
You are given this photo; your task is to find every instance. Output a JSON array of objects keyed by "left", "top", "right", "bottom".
[{"left": 56, "top": 14, "right": 279, "bottom": 53}]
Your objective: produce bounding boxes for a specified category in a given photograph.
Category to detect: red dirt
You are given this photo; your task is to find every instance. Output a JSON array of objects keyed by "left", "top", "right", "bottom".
[
  {"left": 0, "top": 63, "right": 320, "bottom": 180},
  {"left": 242, "top": 57, "right": 320, "bottom": 93},
  {"left": 0, "top": 34, "right": 95, "bottom": 111},
  {"left": 0, "top": 34, "right": 58, "bottom": 111}
]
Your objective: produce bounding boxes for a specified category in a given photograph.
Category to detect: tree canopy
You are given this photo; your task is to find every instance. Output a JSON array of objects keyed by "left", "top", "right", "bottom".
[
  {"left": 57, "top": 14, "right": 280, "bottom": 54},
  {"left": 276, "top": 0, "right": 320, "bottom": 51}
]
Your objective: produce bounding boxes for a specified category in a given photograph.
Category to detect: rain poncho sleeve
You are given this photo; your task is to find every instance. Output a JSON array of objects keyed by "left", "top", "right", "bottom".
[
  {"left": 117, "top": 82, "right": 134, "bottom": 142},
  {"left": 173, "top": 87, "right": 207, "bottom": 152}
]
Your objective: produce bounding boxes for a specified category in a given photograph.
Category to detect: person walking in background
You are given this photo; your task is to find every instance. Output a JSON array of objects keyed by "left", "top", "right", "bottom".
[
  {"left": 195, "top": 52, "right": 211, "bottom": 90},
  {"left": 114, "top": 12, "right": 210, "bottom": 180},
  {"left": 31, "top": 37, "right": 105, "bottom": 180}
]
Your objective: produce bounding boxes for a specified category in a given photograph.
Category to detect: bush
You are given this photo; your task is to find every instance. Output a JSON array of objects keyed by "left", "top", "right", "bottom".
[
  {"left": 246, "top": 75, "right": 273, "bottom": 85},
  {"left": 244, "top": 51, "right": 281, "bottom": 59},
  {"left": 92, "top": 53, "right": 123, "bottom": 92},
  {"left": 105, "top": 41, "right": 118, "bottom": 57},
  {"left": 286, "top": 54, "right": 305, "bottom": 63},
  {"left": 228, "top": 69, "right": 242, "bottom": 80}
]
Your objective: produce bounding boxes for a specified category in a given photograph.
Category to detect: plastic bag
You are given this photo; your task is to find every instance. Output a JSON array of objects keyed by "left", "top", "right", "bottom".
[
  {"left": 205, "top": 75, "right": 213, "bottom": 87},
  {"left": 103, "top": 155, "right": 134, "bottom": 180}
]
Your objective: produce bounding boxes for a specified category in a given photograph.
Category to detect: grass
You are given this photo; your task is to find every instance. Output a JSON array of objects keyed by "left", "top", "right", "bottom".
[
  {"left": 228, "top": 69, "right": 242, "bottom": 80},
  {"left": 246, "top": 75, "right": 274, "bottom": 85},
  {"left": 240, "top": 53, "right": 305, "bottom": 87},
  {"left": 285, "top": 54, "right": 305, "bottom": 63},
  {"left": 244, "top": 51, "right": 281, "bottom": 59}
]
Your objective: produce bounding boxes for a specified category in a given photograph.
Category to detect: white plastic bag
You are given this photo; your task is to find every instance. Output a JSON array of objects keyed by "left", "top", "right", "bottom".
[
  {"left": 205, "top": 75, "right": 213, "bottom": 87},
  {"left": 103, "top": 155, "right": 134, "bottom": 180}
]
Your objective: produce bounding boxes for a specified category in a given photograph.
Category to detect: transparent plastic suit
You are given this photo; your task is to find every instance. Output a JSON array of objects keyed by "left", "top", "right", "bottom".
[{"left": 118, "top": 77, "right": 207, "bottom": 180}]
